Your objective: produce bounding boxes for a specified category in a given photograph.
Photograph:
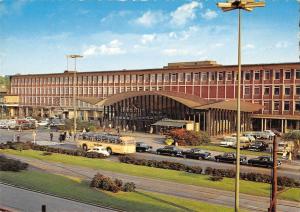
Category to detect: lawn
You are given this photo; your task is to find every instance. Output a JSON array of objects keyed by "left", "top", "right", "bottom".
[
  {"left": 194, "top": 145, "right": 270, "bottom": 157},
  {"left": 0, "top": 170, "right": 234, "bottom": 212},
  {"left": 1, "top": 149, "right": 299, "bottom": 202}
]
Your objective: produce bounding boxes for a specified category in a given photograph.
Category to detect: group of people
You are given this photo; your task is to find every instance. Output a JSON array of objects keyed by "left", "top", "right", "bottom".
[{"left": 57, "top": 131, "right": 72, "bottom": 142}]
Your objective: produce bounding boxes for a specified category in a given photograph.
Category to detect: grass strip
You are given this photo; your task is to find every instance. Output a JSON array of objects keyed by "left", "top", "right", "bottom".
[
  {"left": 1, "top": 149, "right": 298, "bottom": 202},
  {"left": 0, "top": 170, "right": 234, "bottom": 212}
]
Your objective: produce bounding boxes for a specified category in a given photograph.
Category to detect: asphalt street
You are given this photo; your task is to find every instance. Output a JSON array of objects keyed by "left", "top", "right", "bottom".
[
  {"left": 0, "top": 183, "right": 117, "bottom": 212},
  {"left": 1, "top": 129, "right": 299, "bottom": 180}
]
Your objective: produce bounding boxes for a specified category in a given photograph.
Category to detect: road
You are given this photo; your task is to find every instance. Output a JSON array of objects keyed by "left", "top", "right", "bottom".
[
  {"left": 0, "top": 183, "right": 117, "bottom": 212},
  {"left": 1, "top": 129, "right": 299, "bottom": 180},
  {"left": 2, "top": 154, "right": 300, "bottom": 212}
]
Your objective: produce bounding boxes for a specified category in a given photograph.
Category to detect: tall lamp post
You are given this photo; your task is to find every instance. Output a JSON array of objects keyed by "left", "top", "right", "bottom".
[
  {"left": 66, "top": 54, "right": 83, "bottom": 142},
  {"left": 216, "top": 1, "right": 265, "bottom": 211}
]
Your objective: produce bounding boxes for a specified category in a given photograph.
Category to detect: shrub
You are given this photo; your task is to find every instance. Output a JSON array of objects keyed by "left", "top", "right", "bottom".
[
  {"left": 168, "top": 129, "right": 211, "bottom": 146},
  {"left": 209, "top": 176, "right": 223, "bottom": 181},
  {"left": 0, "top": 156, "right": 28, "bottom": 172},
  {"left": 90, "top": 173, "right": 134, "bottom": 193},
  {"left": 123, "top": 182, "right": 136, "bottom": 192},
  {"left": 42, "top": 152, "right": 52, "bottom": 156},
  {"left": 186, "top": 166, "right": 202, "bottom": 174}
]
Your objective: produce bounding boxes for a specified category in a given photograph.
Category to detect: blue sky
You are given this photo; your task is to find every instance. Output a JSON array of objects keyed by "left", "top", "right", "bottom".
[{"left": 0, "top": 0, "right": 299, "bottom": 75}]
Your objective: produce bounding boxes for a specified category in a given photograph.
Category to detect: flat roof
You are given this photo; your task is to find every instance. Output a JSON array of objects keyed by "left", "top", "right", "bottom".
[{"left": 10, "top": 61, "right": 300, "bottom": 78}]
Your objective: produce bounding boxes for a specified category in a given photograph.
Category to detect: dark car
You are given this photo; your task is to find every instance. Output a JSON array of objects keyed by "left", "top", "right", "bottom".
[
  {"left": 248, "top": 156, "right": 281, "bottom": 168},
  {"left": 156, "top": 146, "right": 182, "bottom": 157},
  {"left": 215, "top": 152, "right": 247, "bottom": 164},
  {"left": 136, "top": 142, "right": 152, "bottom": 152},
  {"left": 182, "top": 148, "right": 211, "bottom": 160},
  {"left": 248, "top": 141, "right": 268, "bottom": 152}
]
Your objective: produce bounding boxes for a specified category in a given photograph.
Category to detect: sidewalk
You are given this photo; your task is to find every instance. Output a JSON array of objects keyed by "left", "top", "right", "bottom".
[{"left": 3, "top": 154, "right": 300, "bottom": 212}]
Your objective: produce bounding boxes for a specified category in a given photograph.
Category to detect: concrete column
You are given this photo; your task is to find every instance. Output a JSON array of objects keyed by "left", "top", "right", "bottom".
[
  {"left": 83, "top": 111, "right": 88, "bottom": 121},
  {"left": 25, "top": 107, "right": 29, "bottom": 117},
  {"left": 41, "top": 108, "right": 44, "bottom": 117},
  {"left": 284, "top": 119, "right": 287, "bottom": 132},
  {"left": 281, "top": 119, "right": 284, "bottom": 133},
  {"left": 261, "top": 118, "right": 264, "bottom": 131},
  {"left": 297, "top": 120, "right": 300, "bottom": 130},
  {"left": 264, "top": 118, "right": 267, "bottom": 131}
]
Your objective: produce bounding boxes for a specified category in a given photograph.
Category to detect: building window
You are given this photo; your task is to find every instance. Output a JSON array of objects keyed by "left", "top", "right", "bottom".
[
  {"left": 218, "top": 72, "right": 223, "bottom": 81},
  {"left": 150, "top": 74, "right": 156, "bottom": 83},
  {"left": 158, "top": 86, "right": 162, "bottom": 91},
  {"left": 138, "top": 75, "right": 143, "bottom": 83},
  {"left": 275, "top": 71, "right": 280, "bottom": 80},
  {"left": 186, "top": 73, "right": 191, "bottom": 82},
  {"left": 296, "top": 70, "right": 300, "bottom": 79},
  {"left": 284, "top": 101, "right": 290, "bottom": 111},
  {"left": 264, "top": 70, "right": 270, "bottom": 80},
  {"left": 254, "top": 86, "right": 260, "bottom": 95},
  {"left": 264, "top": 101, "right": 270, "bottom": 111},
  {"left": 171, "top": 74, "right": 177, "bottom": 82},
  {"left": 264, "top": 86, "right": 270, "bottom": 95},
  {"left": 210, "top": 72, "right": 216, "bottom": 81},
  {"left": 131, "top": 75, "right": 136, "bottom": 83},
  {"left": 103, "top": 76, "right": 108, "bottom": 83},
  {"left": 285, "top": 70, "right": 291, "bottom": 79},
  {"left": 274, "top": 101, "right": 280, "bottom": 111},
  {"left": 125, "top": 75, "right": 130, "bottom": 83},
  {"left": 274, "top": 86, "right": 280, "bottom": 96},
  {"left": 226, "top": 72, "right": 232, "bottom": 81},
  {"left": 164, "top": 74, "right": 169, "bottom": 82},
  {"left": 244, "top": 71, "right": 251, "bottom": 80},
  {"left": 108, "top": 76, "right": 113, "bottom": 83},
  {"left": 285, "top": 86, "right": 291, "bottom": 95},
  {"left": 178, "top": 73, "right": 184, "bottom": 82},
  {"left": 244, "top": 86, "right": 250, "bottom": 95},
  {"left": 120, "top": 75, "right": 124, "bottom": 83},
  {"left": 201, "top": 73, "right": 207, "bottom": 81},
  {"left": 296, "top": 86, "right": 300, "bottom": 95},
  {"left": 138, "top": 87, "right": 143, "bottom": 91},
  {"left": 193, "top": 73, "right": 199, "bottom": 82},
  {"left": 114, "top": 75, "right": 119, "bottom": 83},
  {"left": 144, "top": 74, "right": 150, "bottom": 83},
  {"left": 157, "top": 74, "right": 162, "bottom": 82},
  {"left": 295, "top": 101, "right": 300, "bottom": 112}
]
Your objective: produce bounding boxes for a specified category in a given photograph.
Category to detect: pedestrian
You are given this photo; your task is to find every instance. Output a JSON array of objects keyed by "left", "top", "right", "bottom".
[
  {"left": 50, "top": 132, "right": 53, "bottom": 141},
  {"left": 16, "top": 134, "right": 20, "bottom": 142},
  {"left": 59, "top": 134, "right": 63, "bottom": 143},
  {"left": 117, "top": 127, "right": 120, "bottom": 134},
  {"left": 126, "top": 124, "right": 129, "bottom": 132},
  {"left": 133, "top": 124, "right": 136, "bottom": 132}
]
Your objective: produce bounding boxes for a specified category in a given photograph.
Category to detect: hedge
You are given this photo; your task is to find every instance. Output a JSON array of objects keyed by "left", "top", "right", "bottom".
[
  {"left": 90, "top": 173, "right": 135, "bottom": 193},
  {"left": 0, "top": 155, "right": 28, "bottom": 172},
  {"left": 119, "top": 156, "right": 300, "bottom": 188}
]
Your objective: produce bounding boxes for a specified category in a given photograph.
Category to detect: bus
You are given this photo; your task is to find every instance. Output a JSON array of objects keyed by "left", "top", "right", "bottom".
[{"left": 77, "top": 132, "right": 136, "bottom": 154}]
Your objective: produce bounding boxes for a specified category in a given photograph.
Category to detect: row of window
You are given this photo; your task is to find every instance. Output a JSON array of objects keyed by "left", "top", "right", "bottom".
[
  {"left": 264, "top": 101, "right": 300, "bottom": 112},
  {"left": 12, "top": 69, "right": 300, "bottom": 86},
  {"left": 245, "top": 85, "right": 300, "bottom": 96}
]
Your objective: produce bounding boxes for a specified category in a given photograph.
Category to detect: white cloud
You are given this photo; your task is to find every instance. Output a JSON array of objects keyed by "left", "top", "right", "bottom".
[
  {"left": 135, "top": 11, "right": 165, "bottom": 27},
  {"left": 201, "top": 9, "right": 218, "bottom": 20},
  {"left": 243, "top": 44, "right": 255, "bottom": 50},
  {"left": 83, "top": 39, "right": 126, "bottom": 56},
  {"left": 140, "top": 34, "right": 156, "bottom": 44},
  {"left": 161, "top": 48, "right": 189, "bottom": 56},
  {"left": 170, "top": 1, "right": 202, "bottom": 26},
  {"left": 168, "top": 32, "right": 177, "bottom": 39},
  {"left": 275, "top": 41, "right": 289, "bottom": 48}
]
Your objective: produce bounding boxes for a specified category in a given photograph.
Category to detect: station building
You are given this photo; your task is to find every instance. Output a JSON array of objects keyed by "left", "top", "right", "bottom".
[{"left": 8, "top": 60, "right": 300, "bottom": 135}]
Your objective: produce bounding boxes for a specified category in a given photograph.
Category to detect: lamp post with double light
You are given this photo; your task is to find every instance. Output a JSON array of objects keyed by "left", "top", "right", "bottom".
[
  {"left": 66, "top": 54, "right": 83, "bottom": 142},
  {"left": 216, "top": 1, "right": 265, "bottom": 211}
]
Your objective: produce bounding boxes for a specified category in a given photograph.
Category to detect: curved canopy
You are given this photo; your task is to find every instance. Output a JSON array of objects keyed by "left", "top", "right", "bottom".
[{"left": 77, "top": 91, "right": 263, "bottom": 112}]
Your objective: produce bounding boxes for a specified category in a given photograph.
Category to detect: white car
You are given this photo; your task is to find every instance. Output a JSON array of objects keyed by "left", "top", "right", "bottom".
[
  {"left": 38, "top": 120, "right": 49, "bottom": 126},
  {"left": 264, "top": 130, "right": 275, "bottom": 138},
  {"left": 220, "top": 137, "right": 236, "bottom": 147},
  {"left": 87, "top": 146, "right": 110, "bottom": 157}
]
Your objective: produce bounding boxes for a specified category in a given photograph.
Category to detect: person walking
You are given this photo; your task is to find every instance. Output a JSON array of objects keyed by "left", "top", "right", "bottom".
[{"left": 50, "top": 132, "right": 53, "bottom": 141}]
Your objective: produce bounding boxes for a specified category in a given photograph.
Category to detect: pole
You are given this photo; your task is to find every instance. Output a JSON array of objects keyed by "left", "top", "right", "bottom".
[
  {"left": 269, "top": 135, "right": 278, "bottom": 212},
  {"left": 235, "top": 8, "right": 241, "bottom": 212},
  {"left": 73, "top": 58, "right": 77, "bottom": 142}
]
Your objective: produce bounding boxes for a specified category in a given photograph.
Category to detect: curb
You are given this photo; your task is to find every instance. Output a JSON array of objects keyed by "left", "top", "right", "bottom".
[{"left": 0, "top": 182, "right": 124, "bottom": 212}]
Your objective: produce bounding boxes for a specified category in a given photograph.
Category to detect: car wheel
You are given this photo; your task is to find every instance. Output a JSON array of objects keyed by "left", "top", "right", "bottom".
[
  {"left": 138, "top": 149, "right": 142, "bottom": 153},
  {"left": 171, "top": 153, "right": 175, "bottom": 157},
  {"left": 216, "top": 159, "right": 220, "bottom": 162},
  {"left": 106, "top": 147, "right": 112, "bottom": 155},
  {"left": 233, "top": 160, "right": 236, "bottom": 164},
  {"left": 157, "top": 151, "right": 160, "bottom": 155},
  {"left": 183, "top": 155, "right": 187, "bottom": 158},
  {"left": 198, "top": 156, "right": 202, "bottom": 160},
  {"left": 82, "top": 144, "right": 88, "bottom": 151}
]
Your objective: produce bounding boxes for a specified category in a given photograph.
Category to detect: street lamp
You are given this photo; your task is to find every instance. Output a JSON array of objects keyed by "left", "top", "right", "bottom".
[
  {"left": 216, "top": 1, "right": 265, "bottom": 212},
  {"left": 66, "top": 54, "right": 83, "bottom": 142}
]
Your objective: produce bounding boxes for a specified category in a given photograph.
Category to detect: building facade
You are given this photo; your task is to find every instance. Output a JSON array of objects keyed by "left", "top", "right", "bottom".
[{"left": 9, "top": 61, "right": 300, "bottom": 134}]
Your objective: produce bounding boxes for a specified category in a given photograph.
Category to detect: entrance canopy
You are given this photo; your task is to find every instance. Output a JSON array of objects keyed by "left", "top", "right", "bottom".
[
  {"left": 77, "top": 91, "right": 262, "bottom": 112},
  {"left": 152, "top": 119, "right": 192, "bottom": 128}
]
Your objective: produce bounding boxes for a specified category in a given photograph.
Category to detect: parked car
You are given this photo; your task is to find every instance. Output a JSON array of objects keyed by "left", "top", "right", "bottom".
[
  {"left": 182, "top": 148, "right": 211, "bottom": 160},
  {"left": 37, "top": 120, "right": 49, "bottom": 127},
  {"left": 242, "top": 133, "right": 256, "bottom": 142},
  {"left": 248, "top": 156, "right": 281, "bottom": 168},
  {"left": 215, "top": 152, "right": 247, "bottom": 164},
  {"left": 156, "top": 146, "right": 182, "bottom": 157},
  {"left": 136, "top": 142, "right": 152, "bottom": 152},
  {"left": 248, "top": 141, "right": 268, "bottom": 152},
  {"left": 220, "top": 137, "right": 236, "bottom": 147},
  {"left": 87, "top": 146, "right": 110, "bottom": 157},
  {"left": 264, "top": 130, "right": 275, "bottom": 138}
]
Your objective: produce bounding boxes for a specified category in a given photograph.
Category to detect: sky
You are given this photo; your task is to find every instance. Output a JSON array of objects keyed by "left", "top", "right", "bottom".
[{"left": 0, "top": 0, "right": 299, "bottom": 75}]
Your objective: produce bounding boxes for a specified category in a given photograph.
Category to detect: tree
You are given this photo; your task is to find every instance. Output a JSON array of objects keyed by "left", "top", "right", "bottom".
[{"left": 282, "top": 130, "right": 300, "bottom": 159}]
